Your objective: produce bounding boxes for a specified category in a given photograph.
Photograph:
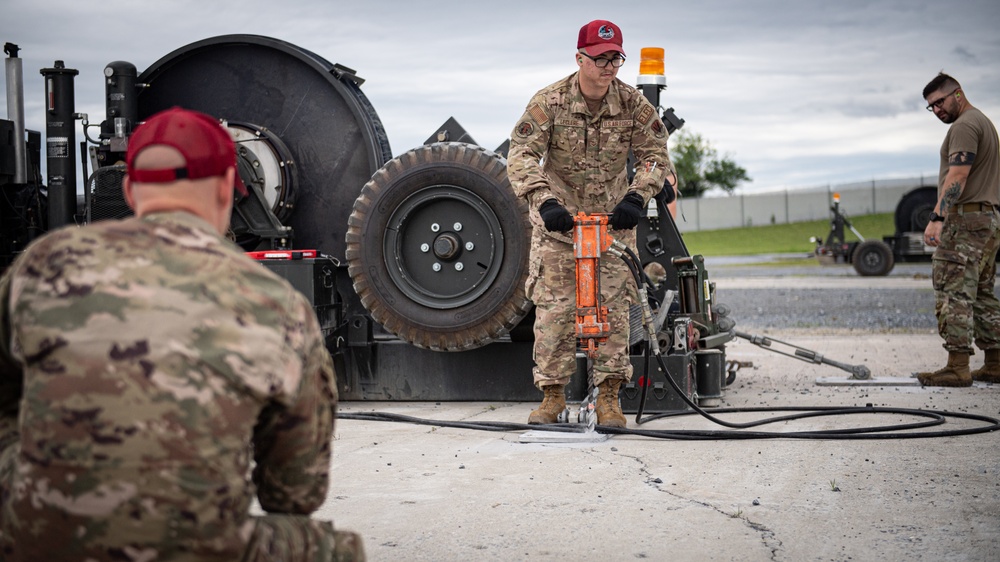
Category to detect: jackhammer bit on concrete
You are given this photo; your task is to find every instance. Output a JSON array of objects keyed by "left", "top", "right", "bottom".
[
  {"left": 557, "top": 387, "right": 599, "bottom": 429},
  {"left": 522, "top": 388, "right": 606, "bottom": 443},
  {"left": 734, "top": 330, "right": 872, "bottom": 380}
]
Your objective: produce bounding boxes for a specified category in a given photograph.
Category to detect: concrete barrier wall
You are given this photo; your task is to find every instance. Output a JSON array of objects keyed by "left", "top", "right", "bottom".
[{"left": 674, "top": 175, "right": 936, "bottom": 232}]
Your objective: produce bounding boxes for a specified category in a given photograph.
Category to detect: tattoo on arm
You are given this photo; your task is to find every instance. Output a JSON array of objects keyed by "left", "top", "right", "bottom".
[
  {"left": 941, "top": 183, "right": 961, "bottom": 212},
  {"left": 948, "top": 151, "right": 976, "bottom": 166}
]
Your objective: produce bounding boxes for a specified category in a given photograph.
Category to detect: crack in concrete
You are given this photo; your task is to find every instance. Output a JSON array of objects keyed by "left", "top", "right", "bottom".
[
  {"left": 407, "top": 402, "right": 521, "bottom": 433},
  {"left": 616, "top": 450, "right": 784, "bottom": 561}
]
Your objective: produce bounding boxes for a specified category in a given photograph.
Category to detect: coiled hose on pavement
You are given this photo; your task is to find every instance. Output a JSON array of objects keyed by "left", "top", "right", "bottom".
[{"left": 340, "top": 244, "right": 1000, "bottom": 440}]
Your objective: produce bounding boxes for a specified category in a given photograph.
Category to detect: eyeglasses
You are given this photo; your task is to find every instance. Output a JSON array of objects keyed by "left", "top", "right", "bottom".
[
  {"left": 580, "top": 52, "right": 625, "bottom": 68},
  {"left": 926, "top": 89, "right": 959, "bottom": 112}
]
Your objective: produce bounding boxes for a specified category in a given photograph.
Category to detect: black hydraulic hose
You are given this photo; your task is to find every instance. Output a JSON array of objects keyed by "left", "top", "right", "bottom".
[
  {"left": 598, "top": 407, "right": 1000, "bottom": 440},
  {"left": 621, "top": 245, "right": 656, "bottom": 292},
  {"left": 615, "top": 245, "right": 642, "bottom": 288},
  {"left": 340, "top": 411, "right": 587, "bottom": 433},
  {"left": 611, "top": 245, "right": 1000, "bottom": 439},
  {"left": 338, "top": 406, "right": 1000, "bottom": 440},
  {"left": 635, "top": 337, "right": 653, "bottom": 422},
  {"left": 616, "top": 245, "right": 660, "bottom": 423},
  {"left": 338, "top": 243, "right": 1000, "bottom": 440}
]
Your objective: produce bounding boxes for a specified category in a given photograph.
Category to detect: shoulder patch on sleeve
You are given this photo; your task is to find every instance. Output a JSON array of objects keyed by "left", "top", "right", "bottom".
[
  {"left": 515, "top": 121, "right": 535, "bottom": 138},
  {"left": 637, "top": 104, "right": 654, "bottom": 126},
  {"left": 528, "top": 104, "right": 549, "bottom": 126}
]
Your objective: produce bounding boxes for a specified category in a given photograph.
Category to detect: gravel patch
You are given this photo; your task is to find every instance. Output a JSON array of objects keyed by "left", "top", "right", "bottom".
[
  {"left": 701, "top": 259, "right": 998, "bottom": 333},
  {"left": 716, "top": 286, "right": 939, "bottom": 332}
]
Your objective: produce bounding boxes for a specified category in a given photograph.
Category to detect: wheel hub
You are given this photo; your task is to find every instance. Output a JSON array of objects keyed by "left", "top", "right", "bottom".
[
  {"left": 384, "top": 184, "right": 504, "bottom": 309},
  {"left": 433, "top": 233, "right": 462, "bottom": 260}
]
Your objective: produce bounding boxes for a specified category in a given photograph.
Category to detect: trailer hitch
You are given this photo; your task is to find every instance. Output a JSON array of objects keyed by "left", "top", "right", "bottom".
[{"left": 734, "top": 330, "right": 871, "bottom": 380}]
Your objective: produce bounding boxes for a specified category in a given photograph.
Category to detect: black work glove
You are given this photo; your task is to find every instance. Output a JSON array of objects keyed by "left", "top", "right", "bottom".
[
  {"left": 658, "top": 180, "right": 676, "bottom": 204},
  {"left": 610, "top": 192, "right": 644, "bottom": 230},
  {"left": 538, "top": 199, "right": 574, "bottom": 232}
]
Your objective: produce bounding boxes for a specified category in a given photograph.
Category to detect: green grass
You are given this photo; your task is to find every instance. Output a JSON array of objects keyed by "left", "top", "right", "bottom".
[{"left": 679, "top": 213, "right": 895, "bottom": 256}]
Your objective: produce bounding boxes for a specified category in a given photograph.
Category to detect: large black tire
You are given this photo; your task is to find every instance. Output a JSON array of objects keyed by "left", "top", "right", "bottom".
[
  {"left": 894, "top": 186, "right": 937, "bottom": 234},
  {"left": 852, "top": 239, "right": 895, "bottom": 276},
  {"left": 346, "top": 143, "right": 532, "bottom": 351}
]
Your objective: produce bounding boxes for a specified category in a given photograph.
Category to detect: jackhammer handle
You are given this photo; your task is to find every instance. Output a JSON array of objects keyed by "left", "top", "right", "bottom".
[{"left": 573, "top": 211, "right": 609, "bottom": 222}]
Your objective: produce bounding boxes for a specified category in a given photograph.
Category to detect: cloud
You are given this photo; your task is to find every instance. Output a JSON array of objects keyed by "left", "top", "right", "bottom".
[
  {"left": 2, "top": 0, "right": 999, "bottom": 194},
  {"left": 951, "top": 46, "right": 978, "bottom": 64}
]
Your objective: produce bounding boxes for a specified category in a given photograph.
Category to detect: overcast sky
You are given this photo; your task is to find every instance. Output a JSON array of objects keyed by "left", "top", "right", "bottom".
[{"left": 3, "top": 0, "right": 999, "bottom": 195}]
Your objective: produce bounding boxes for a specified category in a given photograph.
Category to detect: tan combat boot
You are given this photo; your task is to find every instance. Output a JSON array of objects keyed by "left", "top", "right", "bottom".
[
  {"left": 527, "top": 384, "right": 566, "bottom": 424},
  {"left": 917, "top": 352, "right": 972, "bottom": 387},
  {"left": 971, "top": 349, "right": 1000, "bottom": 383},
  {"left": 596, "top": 379, "right": 627, "bottom": 428}
]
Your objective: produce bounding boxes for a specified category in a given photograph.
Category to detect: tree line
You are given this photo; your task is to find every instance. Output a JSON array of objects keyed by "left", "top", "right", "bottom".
[{"left": 668, "top": 130, "right": 750, "bottom": 198}]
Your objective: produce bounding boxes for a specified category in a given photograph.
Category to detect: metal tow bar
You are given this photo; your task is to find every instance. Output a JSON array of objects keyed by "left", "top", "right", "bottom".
[{"left": 734, "top": 330, "right": 871, "bottom": 380}]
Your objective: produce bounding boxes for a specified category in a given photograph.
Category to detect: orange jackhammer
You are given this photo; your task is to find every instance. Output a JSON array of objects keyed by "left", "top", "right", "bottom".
[
  {"left": 573, "top": 212, "right": 661, "bottom": 360},
  {"left": 573, "top": 213, "right": 613, "bottom": 359},
  {"left": 545, "top": 212, "right": 618, "bottom": 430},
  {"left": 552, "top": 213, "right": 663, "bottom": 431}
]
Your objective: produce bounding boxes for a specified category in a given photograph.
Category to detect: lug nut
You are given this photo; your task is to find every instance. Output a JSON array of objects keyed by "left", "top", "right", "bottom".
[
  {"left": 431, "top": 223, "right": 440, "bottom": 232},
  {"left": 453, "top": 222, "right": 463, "bottom": 231},
  {"left": 432, "top": 263, "right": 442, "bottom": 272},
  {"left": 420, "top": 243, "right": 430, "bottom": 253},
  {"left": 465, "top": 242, "right": 475, "bottom": 251},
  {"left": 455, "top": 262, "right": 464, "bottom": 271}
]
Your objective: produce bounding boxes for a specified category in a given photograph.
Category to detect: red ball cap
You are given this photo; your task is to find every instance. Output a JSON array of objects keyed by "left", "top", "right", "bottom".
[
  {"left": 127, "top": 106, "right": 247, "bottom": 196},
  {"left": 577, "top": 20, "right": 625, "bottom": 57}
]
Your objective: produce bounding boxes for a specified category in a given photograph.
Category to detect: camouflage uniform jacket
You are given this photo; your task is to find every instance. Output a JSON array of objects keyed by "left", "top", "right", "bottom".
[
  {"left": 0, "top": 211, "right": 338, "bottom": 560},
  {"left": 507, "top": 72, "right": 672, "bottom": 234}
]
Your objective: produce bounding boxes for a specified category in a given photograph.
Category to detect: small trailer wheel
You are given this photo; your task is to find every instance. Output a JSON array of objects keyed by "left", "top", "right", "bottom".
[{"left": 852, "top": 239, "right": 895, "bottom": 276}]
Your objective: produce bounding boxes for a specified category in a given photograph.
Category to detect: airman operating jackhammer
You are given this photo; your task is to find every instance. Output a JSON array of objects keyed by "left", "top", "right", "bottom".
[{"left": 507, "top": 20, "right": 674, "bottom": 427}]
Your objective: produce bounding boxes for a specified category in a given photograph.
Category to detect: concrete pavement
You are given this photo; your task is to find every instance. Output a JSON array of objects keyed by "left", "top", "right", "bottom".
[{"left": 309, "top": 331, "right": 1000, "bottom": 561}]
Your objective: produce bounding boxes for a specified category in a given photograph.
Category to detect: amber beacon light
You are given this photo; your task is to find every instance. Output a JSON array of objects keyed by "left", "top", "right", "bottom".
[{"left": 637, "top": 47, "right": 666, "bottom": 86}]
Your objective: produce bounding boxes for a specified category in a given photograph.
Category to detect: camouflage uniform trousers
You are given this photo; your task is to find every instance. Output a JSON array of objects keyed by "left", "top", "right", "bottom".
[
  {"left": 0, "top": 440, "right": 365, "bottom": 562},
  {"left": 526, "top": 234, "right": 635, "bottom": 389},
  {"left": 932, "top": 209, "right": 1000, "bottom": 354}
]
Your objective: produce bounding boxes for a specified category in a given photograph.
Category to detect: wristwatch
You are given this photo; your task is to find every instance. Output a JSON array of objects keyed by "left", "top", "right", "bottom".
[{"left": 929, "top": 211, "right": 944, "bottom": 222}]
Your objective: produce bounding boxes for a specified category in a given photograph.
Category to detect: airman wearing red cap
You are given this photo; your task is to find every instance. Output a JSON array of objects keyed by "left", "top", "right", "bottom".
[
  {"left": 507, "top": 21, "right": 675, "bottom": 428},
  {"left": 125, "top": 106, "right": 248, "bottom": 235},
  {"left": 0, "top": 107, "right": 364, "bottom": 560}
]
